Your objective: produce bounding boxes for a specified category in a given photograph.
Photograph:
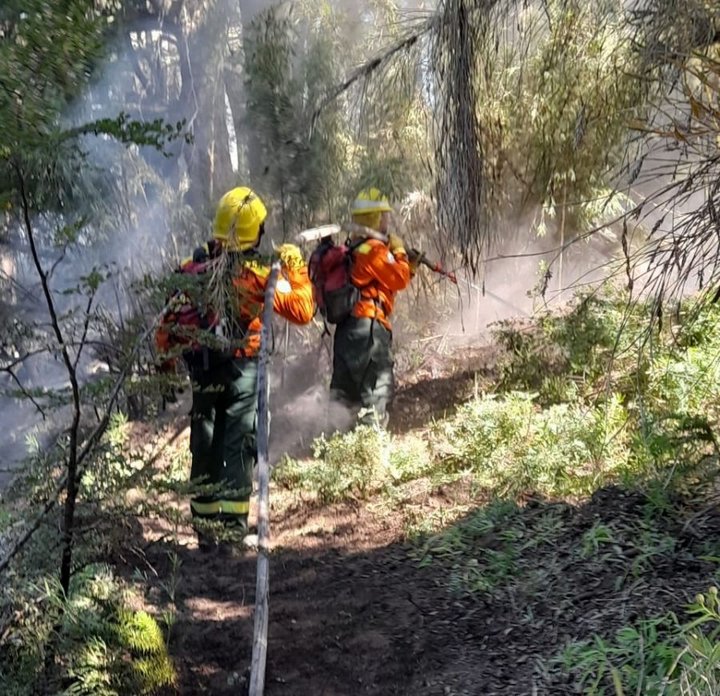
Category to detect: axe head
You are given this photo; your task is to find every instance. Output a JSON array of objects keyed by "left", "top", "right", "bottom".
[{"left": 297, "top": 224, "right": 342, "bottom": 243}]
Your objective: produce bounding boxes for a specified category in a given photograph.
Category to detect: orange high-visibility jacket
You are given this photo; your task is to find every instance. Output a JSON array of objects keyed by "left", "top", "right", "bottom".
[
  {"left": 231, "top": 256, "right": 314, "bottom": 355},
  {"left": 350, "top": 238, "right": 412, "bottom": 330},
  {"left": 156, "top": 250, "right": 314, "bottom": 361}
]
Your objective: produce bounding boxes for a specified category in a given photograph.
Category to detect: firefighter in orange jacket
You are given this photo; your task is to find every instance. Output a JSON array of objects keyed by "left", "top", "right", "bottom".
[
  {"left": 330, "top": 188, "right": 413, "bottom": 426},
  {"left": 156, "top": 186, "right": 314, "bottom": 550}
]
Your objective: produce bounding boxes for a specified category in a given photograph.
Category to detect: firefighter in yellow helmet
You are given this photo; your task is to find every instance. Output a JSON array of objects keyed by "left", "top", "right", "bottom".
[
  {"left": 329, "top": 188, "right": 414, "bottom": 426},
  {"left": 156, "top": 186, "right": 314, "bottom": 552}
]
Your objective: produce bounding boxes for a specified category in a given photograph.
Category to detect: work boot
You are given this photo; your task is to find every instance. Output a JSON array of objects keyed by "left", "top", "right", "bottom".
[
  {"left": 218, "top": 525, "right": 258, "bottom": 558},
  {"left": 196, "top": 530, "right": 217, "bottom": 553}
]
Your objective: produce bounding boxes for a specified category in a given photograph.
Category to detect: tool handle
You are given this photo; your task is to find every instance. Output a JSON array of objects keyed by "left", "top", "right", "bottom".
[{"left": 411, "top": 249, "right": 458, "bottom": 285}]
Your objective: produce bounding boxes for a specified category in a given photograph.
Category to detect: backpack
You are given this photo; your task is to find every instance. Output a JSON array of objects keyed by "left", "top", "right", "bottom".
[
  {"left": 308, "top": 237, "right": 362, "bottom": 325},
  {"left": 162, "top": 242, "right": 228, "bottom": 369}
]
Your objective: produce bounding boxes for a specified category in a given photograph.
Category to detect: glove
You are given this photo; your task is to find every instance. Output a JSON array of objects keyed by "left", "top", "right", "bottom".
[
  {"left": 408, "top": 248, "right": 423, "bottom": 274},
  {"left": 277, "top": 243, "right": 306, "bottom": 271},
  {"left": 387, "top": 233, "right": 406, "bottom": 255},
  {"left": 408, "top": 248, "right": 423, "bottom": 264}
]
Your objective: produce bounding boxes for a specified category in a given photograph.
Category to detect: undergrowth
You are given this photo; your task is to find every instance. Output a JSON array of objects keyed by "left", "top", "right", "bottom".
[
  {"left": 274, "top": 427, "right": 434, "bottom": 504},
  {"left": 557, "top": 587, "right": 720, "bottom": 694},
  {"left": 0, "top": 401, "right": 188, "bottom": 695},
  {"left": 0, "top": 564, "right": 175, "bottom": 695},
  {"left": 274, "top": 292, "right": 720, "bottom": 510},
  {"left": 271, "top": 290, "right": 720, "bottom": 692}
]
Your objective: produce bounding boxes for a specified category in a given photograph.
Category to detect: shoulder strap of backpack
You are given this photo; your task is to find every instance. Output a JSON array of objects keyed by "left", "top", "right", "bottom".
[{"left": 347, "top": 236, "right": 365, "bottom": 252}]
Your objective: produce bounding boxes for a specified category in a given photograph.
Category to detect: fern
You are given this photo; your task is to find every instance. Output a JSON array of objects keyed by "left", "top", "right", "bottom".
[
  {"left": 130, "top": 654, "right": 177, "bottom": 694},
  {"left": 115, "top": 609, "right": 166, "bottom": 656}
]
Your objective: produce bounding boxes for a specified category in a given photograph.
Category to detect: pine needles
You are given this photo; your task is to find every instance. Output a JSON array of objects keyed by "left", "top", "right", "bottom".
[
  {"left": 619, "top": 2, "right": 720, "bottom": 310},
  {"left": 431, "top": 0, "right": 500, "bottom": 274}
]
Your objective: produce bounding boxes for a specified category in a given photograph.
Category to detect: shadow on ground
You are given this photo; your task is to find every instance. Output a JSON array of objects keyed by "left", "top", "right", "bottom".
[
  {"left": 125, "top": 483, "right": 720, "bottom": 696},
  {"left": 389, "top": 343, "right": 501, "bottom": 434}
]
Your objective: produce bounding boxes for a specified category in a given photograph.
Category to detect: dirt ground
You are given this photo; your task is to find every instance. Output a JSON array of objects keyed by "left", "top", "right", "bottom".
[
  {"left": 133, "top": 482, "right": 720, "bottom": 696},
  {"left": 127, "top": 356, "right": 720, "bottom": 696}
]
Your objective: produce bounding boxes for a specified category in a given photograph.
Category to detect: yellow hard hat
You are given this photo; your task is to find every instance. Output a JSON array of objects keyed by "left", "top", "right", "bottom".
[
  {"left": 213, "top": 187, "right": 268, "bottom": 251},
  {"left": 350, "top": 188, "right": 393, "bottom": 216}
]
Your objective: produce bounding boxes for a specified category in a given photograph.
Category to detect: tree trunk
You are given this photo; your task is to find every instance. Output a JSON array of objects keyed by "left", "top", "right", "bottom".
[
  {"left": 223, "top": 1, "right": 245, "bottom": 176},
  {"left": 239, "top": 0, "right": 272, "bottom": 181},
  {"left": 179, "top": 0, "right": 235, "bottom": 211}
]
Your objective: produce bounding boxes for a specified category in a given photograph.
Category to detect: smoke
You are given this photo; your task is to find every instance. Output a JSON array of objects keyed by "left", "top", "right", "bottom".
[
  {"left": 269, "top": 385, "right": 355, "bottom": 465},
  {"left": 392, "top": 208, "right": 623, "bottom": 360},
  {"left": 266, "top": 330, "right": 354, "bottom": 464},
  {"left": 0, "top": 40, "right": 196, "bottom": 487}
]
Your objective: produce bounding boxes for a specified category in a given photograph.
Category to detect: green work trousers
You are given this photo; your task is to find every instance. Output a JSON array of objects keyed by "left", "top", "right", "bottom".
[
  {"left": 330, "top": 316, "right": 394, "bottom": 426},
  {"left": 188, "top": 356, "right": 258, "bottom": 530}
]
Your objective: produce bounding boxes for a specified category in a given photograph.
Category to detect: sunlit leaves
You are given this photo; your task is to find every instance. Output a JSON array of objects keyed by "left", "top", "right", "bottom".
[{"left": 76, "top": 113, "right": 189, "bottom": 153}]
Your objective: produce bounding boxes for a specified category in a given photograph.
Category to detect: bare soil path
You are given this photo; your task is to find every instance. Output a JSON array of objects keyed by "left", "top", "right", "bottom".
[
  {"left": 128, "top": 353, "right": 720, "bottom": 695},
  {"left": 135, "top": 484, "right": 720, "bottom": 695}
]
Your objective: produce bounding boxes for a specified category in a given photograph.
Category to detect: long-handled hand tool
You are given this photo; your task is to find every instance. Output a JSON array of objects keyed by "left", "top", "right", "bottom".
[{"left": 297, "top": 222, "right": 528, "bottom": 315}]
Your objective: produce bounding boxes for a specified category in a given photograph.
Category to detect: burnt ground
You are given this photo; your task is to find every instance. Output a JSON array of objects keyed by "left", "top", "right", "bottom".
[
  {"left": 120, "top": 348, "right": 720, "bottom": 695},
  {"left": 389, "top": 343, "right": 501, "bottom": 433},
  {"left": 129, "top": 484, "right": 720, "bottom": 695}
]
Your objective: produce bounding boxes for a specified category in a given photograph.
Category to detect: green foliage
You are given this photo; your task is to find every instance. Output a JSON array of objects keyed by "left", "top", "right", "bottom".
[
  {"left": 244, "top": 7, "right": 349, "bottom": 233},
  {"left": 0, "top": 2, "right": 187, "bottom": 222},
  {"left": 417, "top": 500, "right": 522, "bottom": 594},
  {"left": 244, "top": 3, "right": 430, "bottom": 236},
  {"left": 518, "top": 1, "right": 641, "bottom": 226},
  {"left": 415, "top": 500, "right": 573, "bottom": 596},
  {"left": 385, "top": 432, "right": 435, "bottom": 484},
  {"left": 430, "top": 0, "right": 648, "bottom": 265},
  {"left": 277, "top": 294, "right": 720, "bottom": 515},
  {"left": 76, "top": 112, "right": 188, "bottom": 151},
  {"left": 274, "top": 426, "right": 435, "bottom": 504},
  {"left": 487, "top": 292, "right": 720, "bottom": 499},
  {"left": 275, "top": 426, "right": 389, "bottom": 503},
  {"left": 559, "top": 588, "right": 720, "bottom": 694},
  {"left": 560, "top": 614, "right": 681, "bottom": 694},
  {"left": 647, "top": 312, "right": 720, "bottom": 420},
  {"left": 431, "top": 391, "right": 631, "bottom": 499},
  {"left": 0, "top": 0, "right": 107, "bottom": 135},
  {"left": 0, "top": 565, "right": 175, "bottom": 695},
  {"left": 493, "top": 292, "right": 647, "bottom": 403}
]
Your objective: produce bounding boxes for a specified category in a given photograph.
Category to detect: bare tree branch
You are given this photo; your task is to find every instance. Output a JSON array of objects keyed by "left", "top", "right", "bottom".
[
  {"left": 3, "top": 367, "right": 46, "bottom": 418},
  {"left": 0, "top": 301, "right": 171, "bottom": 576},
  {"left": 14, "top": 159, "right": 83, "bottom": 594},
  {"left": 72, "top": 292, "right": 96, "bottom": 373},
  {"left": 1, "top": 346, "right": 50, "bottom": 373}
]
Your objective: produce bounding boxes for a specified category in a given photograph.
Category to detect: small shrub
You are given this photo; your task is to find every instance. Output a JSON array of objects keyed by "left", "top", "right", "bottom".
[
  {"left": 273, "top": 427, "right": 389, "bottom": 504},
  {"left": 0, "top": 565, "right": 176, "bottom": 695},
  {"left": 432, "top": 391, "right": 631, "bottom": 499},
  {"left": 557, "top": 587, "right": 720, "bottom": 694},
  {"left": 493, "top": 294, "right": 632, "bottom": 403},
  {"left": 386, "top": 433, "right": 434, "bottom": 483}
]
